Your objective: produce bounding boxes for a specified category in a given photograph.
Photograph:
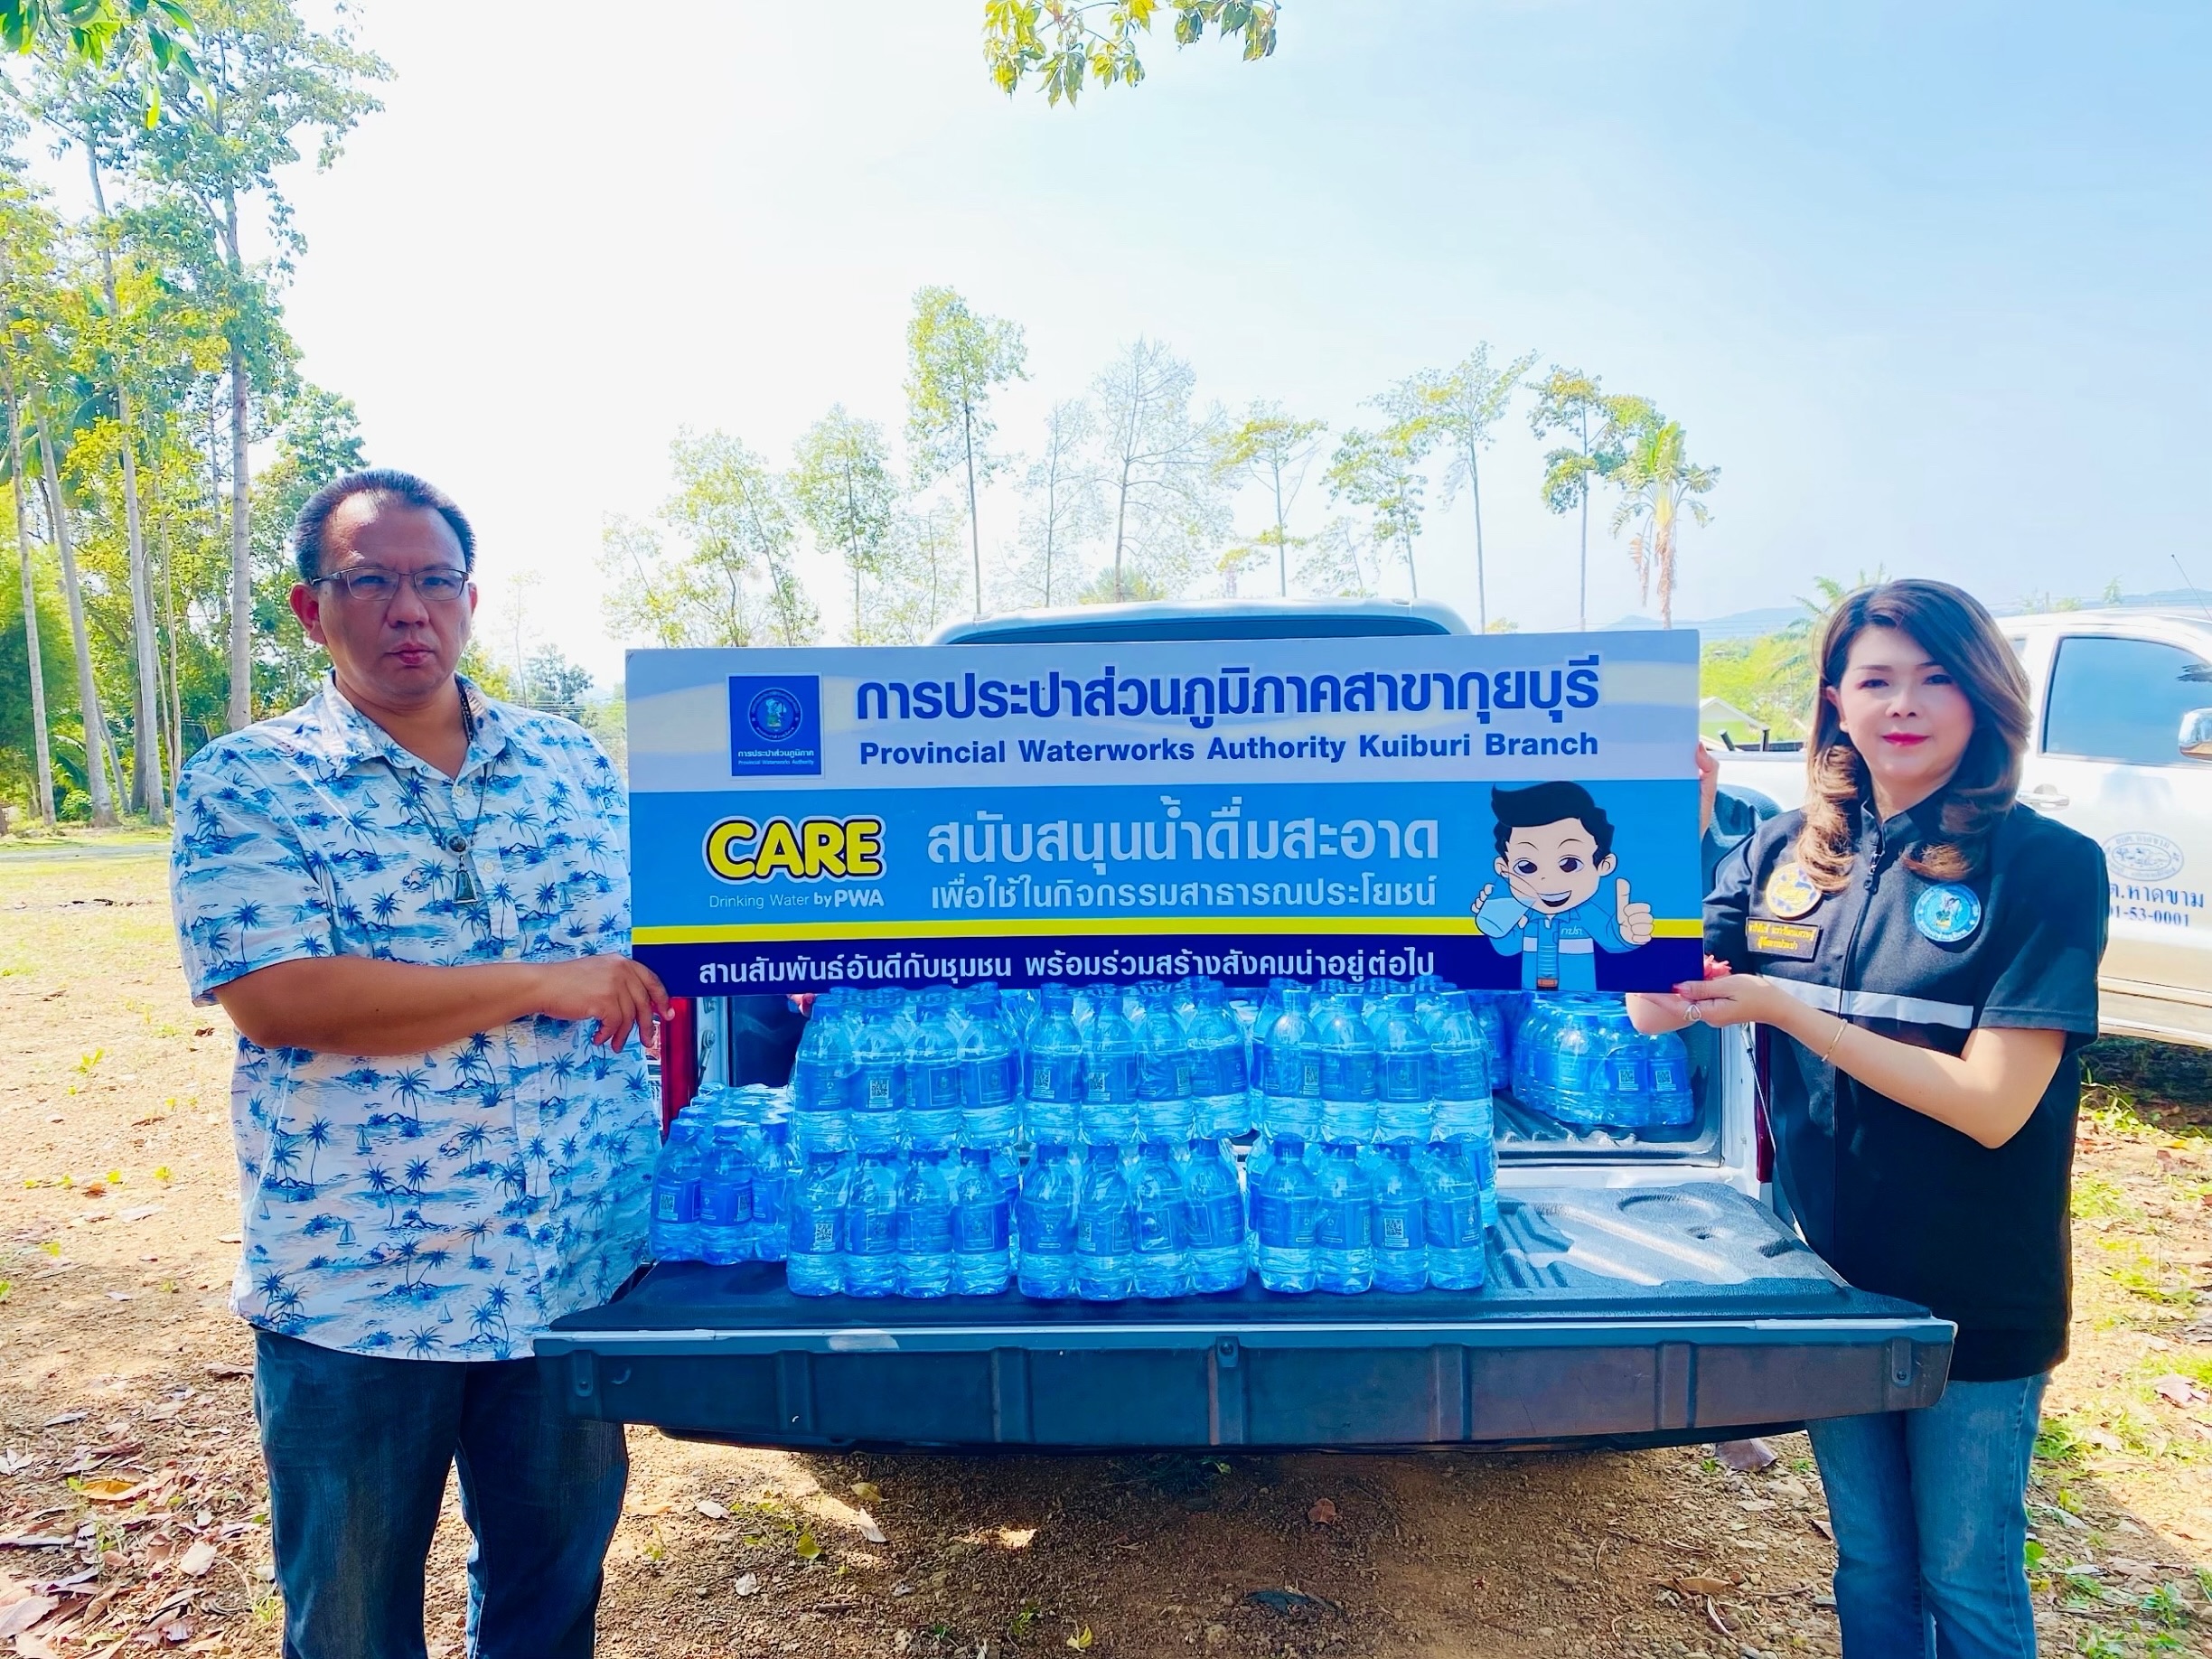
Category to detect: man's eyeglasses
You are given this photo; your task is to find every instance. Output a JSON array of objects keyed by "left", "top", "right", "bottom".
[{"left": 311, "top": 566, "right": 472, "bottom": 605}]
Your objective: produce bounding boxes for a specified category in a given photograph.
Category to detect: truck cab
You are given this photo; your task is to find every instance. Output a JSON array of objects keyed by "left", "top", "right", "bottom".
[{"left": 539, "top": 601, "right": 1952, "bottom": 1452}]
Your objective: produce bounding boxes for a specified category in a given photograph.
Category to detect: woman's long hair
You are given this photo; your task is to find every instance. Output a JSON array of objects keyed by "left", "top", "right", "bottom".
[{"left": 1796, "top": 580, "right": 2032, "bottom": 891}]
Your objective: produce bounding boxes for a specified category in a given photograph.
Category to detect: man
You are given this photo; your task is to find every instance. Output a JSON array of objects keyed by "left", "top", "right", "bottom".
[
  {"left": 1472, "top": 779, "right": 1655, "bottom": 990},
  {"left": 168, "top": 469, "right": 669, "bottom": 1659}
]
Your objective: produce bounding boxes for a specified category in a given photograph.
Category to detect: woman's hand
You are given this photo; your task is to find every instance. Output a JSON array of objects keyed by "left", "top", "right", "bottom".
[
  {"left": 1696, "top": 741, "right": 1719, "bottom": 837},
  {"left": 1674, "top": 972, "right": 1795, "bottom": 1029}
]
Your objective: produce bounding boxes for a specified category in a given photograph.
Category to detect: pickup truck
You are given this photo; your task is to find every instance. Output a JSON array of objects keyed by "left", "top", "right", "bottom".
[
  {"left": 539, "top": 601, "right": 1953, "bottom": 1452},
  {"left": 1716, "top": 605, "right": 2212, "bottom": 1048}
]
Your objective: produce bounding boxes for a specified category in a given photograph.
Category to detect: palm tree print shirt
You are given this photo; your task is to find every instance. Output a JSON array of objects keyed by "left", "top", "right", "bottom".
[{"left": 168, "top": 675, "right": 656, "bottom": 1361}]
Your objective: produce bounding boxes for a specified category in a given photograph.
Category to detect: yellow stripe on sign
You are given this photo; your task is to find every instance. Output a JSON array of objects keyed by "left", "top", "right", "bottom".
[{"left": 635, "top": 915, "right": 1707, "bottom": 946}]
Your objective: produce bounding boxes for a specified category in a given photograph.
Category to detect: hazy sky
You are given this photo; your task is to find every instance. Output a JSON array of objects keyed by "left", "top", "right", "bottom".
[{"left": 250, "top": 1, "right": 2211, "bottom": 685}]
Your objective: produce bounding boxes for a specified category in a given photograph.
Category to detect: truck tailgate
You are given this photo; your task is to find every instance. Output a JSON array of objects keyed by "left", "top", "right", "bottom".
[{"left": 539, "top": 1182, "right": 1951, "bottom": 1450}]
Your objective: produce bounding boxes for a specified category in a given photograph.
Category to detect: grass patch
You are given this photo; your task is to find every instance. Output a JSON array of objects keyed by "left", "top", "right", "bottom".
[{"left": 2075, "top": 1173, "right": 2139, "bottom": 1223}]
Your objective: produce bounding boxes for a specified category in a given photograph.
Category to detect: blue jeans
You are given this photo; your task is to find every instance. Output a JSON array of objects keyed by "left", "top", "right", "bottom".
[
  {"left": 254, "top": 1329, "right": 628, "bottom": 1659},
  {"left": 1807, "top": 1373, "right": 2048, "bottom": 1659}
]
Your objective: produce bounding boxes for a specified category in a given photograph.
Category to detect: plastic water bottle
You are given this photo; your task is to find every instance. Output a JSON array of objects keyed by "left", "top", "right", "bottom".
[
  {"left": 1082, "top": 998, "right": 1140, "bottom": 1144},
  {"left": 1074, "top": 1140, "right": 1134, "bottom": 1301},
  {"left": 1251, "top": 1132, "right": 1318, "bottom": 1293},
  {"left": 1428, "top": 993, "right": 1494, "bottom": 1140},
  {"left": 1129, "top": 1139, "right": 1190, "bottom": 1298},
  {"left": 785, "top": 1148, "right": 848, "bottom": 1296},
  {"left": 1371, "top": 1140, "right": 1428, "bottom": 1292},
  {"left": 1182, "top": 1138, "right": 1248, "bottom": 1293},
  {"left": 697, "top": 1120, "right": 755, "bottom": 1266},
  {"left": 850, "top": 1000, "right": 906, "bottom": 1153},
  {"left": 650, "top": 1117, "right": 706, "bottom": 1262},
  {"left": 1314, "top": 1140, "right": 1375, "bottom": 1293},
  {"left": 791, "top": 998, "right": 854, "bottom": 1153},
  {"left": 1373, "top": 995, "right": 1435, "bottom": 1146},
  {"left": 896, "top": 1144, "right": 954, "bottom": 1298},
  {"left": 1644, "top": 1028, "right": 1696, "bottom": 1126},
  {"left": 906, "top": 990, "right": 965, "bottom": 1149},
  {"left": 1135, "top": 995, "right": 1195, "bottom": 1145},
  {"left": 1313, "top": 994, "right": 1378, "bottom": 1145},
  {"left": 842, "top": 1146, "right": 902, "bottom": 1297},
  {"left": 1023, "top": 988, "right": 1085, "bottom": 1148},
  {"left": 750, "top": 1116, "right": 794, "bottom": 1262},
  {"left": 950, "top": 1145, "right": 1012, "bottom": 1295},
  {"left": 959, "top": 992, "right": 1022, "bottom": 1148},
  {"left": 1186, "top": 984, "right": 1251, "bottom": 1139},
  {"left": 1016, "top": 1140, "right": 1079, "bottom": 1299},
  {"left": 1424, "top": 1138, "right": 1486, "bottom": 1290},
  {"left": 1470, "top": 994, "right": 1512, "bottom": 1093},
  {"left": 1248, "top": 979, "right": 1287, "bottom": 1125},
  {"left": 1261, "top": 988, "right": 1322, "bottom": 1140}
]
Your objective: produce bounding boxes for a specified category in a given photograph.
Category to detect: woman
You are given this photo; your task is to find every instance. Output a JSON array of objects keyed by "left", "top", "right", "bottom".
[{"left": 1633, "top": 579, "right": 2106, "bottom": 1659}]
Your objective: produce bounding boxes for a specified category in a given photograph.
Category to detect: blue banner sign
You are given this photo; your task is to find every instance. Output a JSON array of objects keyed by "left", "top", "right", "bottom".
[{"left": 627, "top": 631, "right": 1703, "bottom": 995}]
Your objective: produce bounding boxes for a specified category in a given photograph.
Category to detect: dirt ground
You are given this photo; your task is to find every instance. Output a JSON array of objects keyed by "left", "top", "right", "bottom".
[{"left": 1, "top": 838, "right": 2207, "bottom": 1658}]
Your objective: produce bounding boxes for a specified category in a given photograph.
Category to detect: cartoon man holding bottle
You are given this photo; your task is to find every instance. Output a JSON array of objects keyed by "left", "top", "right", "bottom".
[{"left": 1474, "top": 781, "right": 1654, "bottom": 990}]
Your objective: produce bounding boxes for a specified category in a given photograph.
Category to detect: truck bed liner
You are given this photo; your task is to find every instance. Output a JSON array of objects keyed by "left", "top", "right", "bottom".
[{"left": 541, "top": 1184, "right": 1951, "bottom": 1451}]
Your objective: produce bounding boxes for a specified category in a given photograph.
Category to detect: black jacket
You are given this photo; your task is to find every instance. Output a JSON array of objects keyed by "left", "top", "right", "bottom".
[{"left": 1706, "top": 797, "right": 2107, "bottom": 1382}]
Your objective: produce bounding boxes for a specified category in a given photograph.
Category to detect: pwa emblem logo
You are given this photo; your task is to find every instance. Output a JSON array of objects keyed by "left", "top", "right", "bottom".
[
  {"left": 705, "top": 815, "right": 885, "bottom": 899},
  {"left": 727, "top": 675, "right": 821, "bottom": 777}
]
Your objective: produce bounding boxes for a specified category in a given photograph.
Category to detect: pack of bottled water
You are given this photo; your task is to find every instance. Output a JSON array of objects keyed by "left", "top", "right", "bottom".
[
  {"left": 1510, "top": 994, "right": 1694, "bottom": 1130},
  {"left": 647, "top": 974, "right": 1557, "bottom": 1301}
]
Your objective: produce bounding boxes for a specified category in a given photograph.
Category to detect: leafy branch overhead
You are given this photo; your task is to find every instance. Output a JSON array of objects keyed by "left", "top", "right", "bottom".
[
  {"left": 983, "top": 0, "right": 1279, "bottom": 106},
  {"left": 0, "top": 0, "right": 199, "bottom": 120}
]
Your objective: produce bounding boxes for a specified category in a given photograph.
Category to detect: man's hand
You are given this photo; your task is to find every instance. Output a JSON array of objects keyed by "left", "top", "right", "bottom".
[
  {"left": 1615, "top": 876, "right": 1654, "bottom": 946},
  {"left": 532, "top": 957, "right": 671, "bottom": 1050}
]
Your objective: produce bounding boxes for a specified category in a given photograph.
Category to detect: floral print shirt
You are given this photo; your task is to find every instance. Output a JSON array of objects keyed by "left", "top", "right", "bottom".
[{"left": 169, "top": 675, "right": 655, "bottom": 1360}]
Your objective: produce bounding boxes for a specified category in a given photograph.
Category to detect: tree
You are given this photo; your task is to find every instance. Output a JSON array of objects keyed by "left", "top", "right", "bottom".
[
  {"left": 1607, "top": 402, "right": 1717, "bottom": 630},
  {"left": 983, "top": 0, "right": 1278, "bottom": 106},
  {"left": 1528, "top": 366, "right": 1616, "bottom": 631},
  {"left": 31, "top": 380, "right": 111, "bottom": 820},
  {"left": 1383, "top": 344, "right": 1537, "bottom": 632},
  {"left": 519, "top": 646, "right": 591, "bottom": 714},
  {"left": 0, "top": 157, "right": 55, "bottom": 820},
  {"left": 135, "top": 0, "right": 387, "bottom": 732},
  {"left": 0, "top": 0, "right": 195, "bottom": 115},
  {"left": 1324, "top": 426, "right": 1427, "bottom": 597},
  {"left": 1212, "top": 400, "right": 1323, "bottom": 598},
  {"left": 880, "top": 496, "right": 966, "bottom": 642},
  {"left": 1089, "top": 336, "right": 1223, "bottom": 601},
  {"left": 788, "top": 404, "right": 896, "bottom": 642},
  {"left": 1008, "top": 397, "right": 1100, "bottom": 608},
  {"left": 904, "top": 285, "right": 1026, "bottom": 616},
  {"left": 244, "top": 380, "right": 361, "bottom": 714},
  {"left": 598, "top": 429, "right": 817, "bottom": 650}
]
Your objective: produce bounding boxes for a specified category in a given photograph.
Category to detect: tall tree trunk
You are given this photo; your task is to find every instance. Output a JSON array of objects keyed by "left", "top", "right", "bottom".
[
  {"left": 961, "top": 403, "right": 982, "bottom": 616},
  {"left": 85, "top": 150, "right": 165, "bottom": 823},
  {"left": 159, "top": 503, "right": 183, "bottom": 811},
  {"left": 1576, "top": 412, "right": 1589, "bottom": 632},
  {"left": 35, "top": 404, "right": 113, "bottom": 826},
  {"left": 228, "top": 346, "right": 251, "bottom": 728},
  {"left": 3, "top": 355, "right": 53, "bottom": 823},
  {"left": 1272, "top": 464, "right": 1288, "bottom": 597},
  {"left": 1468, "top": 445, "right": 1486, "bottom": 632}
]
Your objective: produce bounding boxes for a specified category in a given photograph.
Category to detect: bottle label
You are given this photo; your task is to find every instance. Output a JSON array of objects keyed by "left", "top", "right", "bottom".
[
  {"left": 919, "top": 1065, "right": 963, "bottom": 1111},
  {"left": 1017, "top": 1200, "right": 1075, "bottom": 1253},
  {"left": 1652, "top": 1058, "right": 1685, "bottom": 1092},
  {"left": 954, "top": 1199, "right": 1010, "bottom": 1252},
  {"left": 1185, "top": 1191, "right": 1246, "bottom": 1248},
  {"left": 848, "top": 1207, "right": 896, "bottom": 1255},
  {"left": 1610, "top": 1057, "right": 1642, "bottom": 1091},
  {"left": 790, "top": 1204, "right": 838, "bottom": 1256},
  {"left": 865, "top": 1073, "right": 894, "bottom": 1106},
  {"left": 1077, "top": 1207, "right": 1134, "bottom": 1254},
  {"left": 1376, "top": 1199, "right": 1422, "bottom": 1251},
  {"left": 1317, "top": 1197, "right": 1374, "bottom": 1250},
  {"left": 1251, "top": 1191, "right": 1318, "bottom": 1247},
  {"left": 1318, "top": 1052, "right": 1373, "bottom": 1099},
  {"left": 1133, "top": 1198, "right": 1187, "bottom": 1252},
  {"left": 699, "top": 1181, "right": 752, "bottom": 1226},
  {"left": 1378, "top": 1054, "right": 1426, "bottom": 1098},
  {"left": 653, "top": 1181, "right": 697, "bottom": 1224},
  {"left": 898, "top": 1207, "right": 952, "bottom": 1253},
  {"left": 752, "top": 1182, "right": 783, "bottom": 1227},
  {"left": 1433, "top": 1052, "right": 1486, "bottom": 1097},
  {"left": 1425, "top": 1195, "right": 1483, "bottom": 1250},
  {"left": 1028, "top": 1054, "right": 1081, "bottom": 1101}
]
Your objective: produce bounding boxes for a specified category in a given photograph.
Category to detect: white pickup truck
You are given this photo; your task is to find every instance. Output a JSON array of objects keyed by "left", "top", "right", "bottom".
[{"left": 1715, "top": 605, "right": 2212, "bottom": 1047}]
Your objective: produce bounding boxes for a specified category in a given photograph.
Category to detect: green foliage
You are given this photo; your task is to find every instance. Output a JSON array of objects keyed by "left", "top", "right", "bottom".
[
  {"left": 598, "top": 429, "right": 818, "bottom": 651},
  {"left": 1212, "top": 400, "right": 1323, "bottom": 598},
  {"left": 1700, "top": 628, "right": 1813, "bottom": 738},
  {"left": 789, "top": 404, "right": 898, "bottom": 642},
  {"left": 1606, "top": 398, "right": 1718, "bottom": 628},
  {"left": 983, "top": 0, "right": 1278, "bottom": 106},
  {"left": 1325, "top": 423, "right": 1427, "bottom": 595},
  {"left": 904, "top": 285, "right": 1026, "bottom": 614},
  {"left": 1087, "top": 336, "right": 1224, "bottom": 602},
  {"left": 1380, "top": 344, "right": 1538, "bottom": 628}
]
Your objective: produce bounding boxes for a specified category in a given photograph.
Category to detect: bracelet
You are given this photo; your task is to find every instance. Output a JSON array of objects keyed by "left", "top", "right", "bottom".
[{"left": 1822, "top": 1017, "right": 1851, "bottom": 1065}]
